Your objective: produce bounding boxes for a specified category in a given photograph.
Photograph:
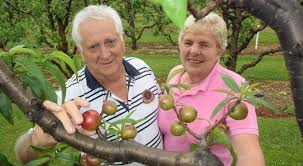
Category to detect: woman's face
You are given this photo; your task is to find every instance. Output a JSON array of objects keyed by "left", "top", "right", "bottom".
[{"left": 179, "top": 29, "right": 221, "bottom": 79}]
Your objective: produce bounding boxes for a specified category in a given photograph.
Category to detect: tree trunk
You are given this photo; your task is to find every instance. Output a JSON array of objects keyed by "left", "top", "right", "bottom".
[
  {"left": 229, "top": 0, "right": 303, "bottom": 138},
  {"left": 226, "top": 8, "right": 241, "bottom": 71}
]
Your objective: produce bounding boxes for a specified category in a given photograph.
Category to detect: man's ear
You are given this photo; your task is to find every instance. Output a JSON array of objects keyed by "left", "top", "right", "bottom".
[
  {"left": 77, "top": 45, "right": 85, "bottom": 59},
  {"left": 122, "top": 33, "right": 126, "bottom": 52}
]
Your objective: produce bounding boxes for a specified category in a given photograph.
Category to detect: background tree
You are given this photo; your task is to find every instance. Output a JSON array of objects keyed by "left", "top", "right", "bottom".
[
  {"left": 0, "top": 0, "right": 28, "bottom": 51},
  {"left": 107, "top": 0, "right": 171, "bottom": 50}
]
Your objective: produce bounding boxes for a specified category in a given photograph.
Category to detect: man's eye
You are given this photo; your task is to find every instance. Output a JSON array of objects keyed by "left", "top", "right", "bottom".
[
  {"left": 89, "top": 43, "right": 99, "bottom": 49},
  {"left": 105, "top": 40, "right": 116, "bottom": 47}
]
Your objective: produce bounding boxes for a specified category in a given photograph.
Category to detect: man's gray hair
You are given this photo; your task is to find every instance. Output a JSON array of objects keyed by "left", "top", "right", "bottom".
[{"left": 72, "top": 5, "right": 123, "bottom": 48}]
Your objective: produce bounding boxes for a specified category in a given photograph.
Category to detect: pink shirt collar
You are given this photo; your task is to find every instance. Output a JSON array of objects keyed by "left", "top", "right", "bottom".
[{"left": 171, "top": 63, "right": 221, "bottom": 95}]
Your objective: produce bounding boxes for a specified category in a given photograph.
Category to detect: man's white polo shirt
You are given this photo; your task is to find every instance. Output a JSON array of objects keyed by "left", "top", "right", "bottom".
[{"left": 58, "top": 57, "right": 163, "bottom": 166}]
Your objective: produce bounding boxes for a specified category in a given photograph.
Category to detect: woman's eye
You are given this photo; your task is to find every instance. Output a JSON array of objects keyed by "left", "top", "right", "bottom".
[
  {"left": 184, "top": 42, "right": 192, "bottom": 46},
  {"left": 200, "top": 43, "right": 210, "bottom": 48}
]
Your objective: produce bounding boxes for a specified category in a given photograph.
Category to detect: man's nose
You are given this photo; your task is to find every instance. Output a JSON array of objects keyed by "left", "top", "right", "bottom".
[{"left": 99, "top": 45, "right": 111, "bottom": 59}]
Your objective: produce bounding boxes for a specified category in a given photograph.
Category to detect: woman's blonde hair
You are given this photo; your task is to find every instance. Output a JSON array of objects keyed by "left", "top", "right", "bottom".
[{"left": 178, "top": 13, "right": 227, "bottom": 52}]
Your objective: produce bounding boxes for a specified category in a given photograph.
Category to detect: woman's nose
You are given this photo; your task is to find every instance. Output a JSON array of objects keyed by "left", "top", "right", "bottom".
[{"left": 189, "top": 44, "right": 200, "bottom": 55}]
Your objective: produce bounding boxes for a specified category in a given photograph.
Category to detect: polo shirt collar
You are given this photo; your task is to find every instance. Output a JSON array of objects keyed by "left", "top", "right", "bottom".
[
  {"left": 171, "top": 63, "right": 220, "bottom": 96},
  {"left": 84, "top": 59, "right": 140, "bottom": 90},
  {"left": 196, "top": 62, "right": 220, "bottom": 92}
]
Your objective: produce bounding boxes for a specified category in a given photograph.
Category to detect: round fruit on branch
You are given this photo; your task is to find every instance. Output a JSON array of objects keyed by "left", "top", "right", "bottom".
[
  {"left": 102, "top": 100, "right": 117, "bottom": 115},
  {"left": 121, "top": 124, "right": 137, "bottom": 140},
  {"left": 159, "top": 94, "right": 174, "bottom": 111},
  {"left": 142, "top": 89, "right": 155, "bottom": 103},
  {"left": 228, "top": 101, "right": 248, "bottom": 120},
  {"left": 178, "top": 105, "right": 197, "bottom": 123},
  {"left": 81, "top": 110, "right": 101, "bottom": 131},
  {"left": 170, "top": 121, "right": 186, "bottom": 136}
]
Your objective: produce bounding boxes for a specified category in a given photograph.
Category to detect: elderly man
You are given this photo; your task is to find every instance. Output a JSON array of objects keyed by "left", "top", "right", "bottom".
[{"left": 15, "top": 5, "right": 163, "bottom": 166}]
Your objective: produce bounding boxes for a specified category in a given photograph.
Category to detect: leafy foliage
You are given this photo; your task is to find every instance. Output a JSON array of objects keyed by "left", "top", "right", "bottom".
[{"left": 0, "top": 46, "right": 78, "bottom": 123}]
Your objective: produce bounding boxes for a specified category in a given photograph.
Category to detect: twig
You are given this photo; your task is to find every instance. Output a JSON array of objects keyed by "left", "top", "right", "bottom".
[
  {"left": 205, "top": 99, "right": 240, "bottom": 136},
  {"left": 188, "top": 0, "right": 224, "bottom": 20}
]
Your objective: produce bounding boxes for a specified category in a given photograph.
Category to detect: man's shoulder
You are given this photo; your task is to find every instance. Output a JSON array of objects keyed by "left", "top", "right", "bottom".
[
  {"left": 124, "top": 57, "right": 149, "bottom": 69},
  {"left": 65, "top": 66, "right": 86, "bottom": 87}
]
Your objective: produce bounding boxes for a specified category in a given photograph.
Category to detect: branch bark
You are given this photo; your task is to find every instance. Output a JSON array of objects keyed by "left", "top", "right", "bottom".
[
  {"left": 188, "top": 0, "right": 223, "bottom": 19},
  {"left": 237, "top": 47, "right": 283, "bottom": 74}
]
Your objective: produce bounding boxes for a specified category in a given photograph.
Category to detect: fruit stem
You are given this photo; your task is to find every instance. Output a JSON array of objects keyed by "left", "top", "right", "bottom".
[
  {"left": 172, "top": 105, "right": 202, "bottom": 140},
  {"left": 96, "top": 128, "right": 106, "bottom": 139},
  {"left": 105, "top": 90, "right": 111, "bottom": 101},
  {"left": 204, "top": 99, "right": 241, "bottom": 136}
]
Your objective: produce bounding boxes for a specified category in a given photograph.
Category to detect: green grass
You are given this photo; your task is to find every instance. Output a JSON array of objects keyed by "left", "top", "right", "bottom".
[
  {"left": 237, "top": 55, "right": 288, "bottom": 81},
  {"left": 258, "top": 117, "right": 303, "bottom": 166},
  {"left": 1, "top": 107, "right": 302, "bottom": 166},
  {"left": 252, "top": 29, "right": 280, "bottom": 44},
  {"left": 129, "top": 54, "right": 288, "bottom": 81}
]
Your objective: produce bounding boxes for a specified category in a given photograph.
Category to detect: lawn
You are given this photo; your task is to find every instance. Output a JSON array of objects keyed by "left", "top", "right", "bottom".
[{"left": 129, "top": 54, "right": 288, "bottom": 81}]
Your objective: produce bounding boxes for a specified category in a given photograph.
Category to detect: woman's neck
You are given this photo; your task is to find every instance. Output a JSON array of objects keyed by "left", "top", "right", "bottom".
[{"left": 180, "top": 72, "right": 205, "bottom": 87}]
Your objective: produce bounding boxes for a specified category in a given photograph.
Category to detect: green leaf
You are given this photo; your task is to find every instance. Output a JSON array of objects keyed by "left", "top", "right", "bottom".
[
  {"left": 107, "top": 127, "right": 120, "bottom": 135},
  {"left": 9, "top": 46, "right": 37, "bottom": 56},
  {"left": 43, "top": 61, "right": 66, "bottom": 103},
  {"left": 24, "top": 156, "right": 50, "bottom": 166},
  {"left": 190, "top": 143, "right": 199, "bottom": 151},
  {"left": 221, "top": 74, "right": 240, "bottom": 93},
  {"left": 19, "top": 73, "right": 44, "bottom": 100},
  {"left": 0, "top": 152, "right": 13, "bottom": 166},
  {"left": 245, "top": 94, "right": 276, "bottom": 112},
  {"left": 52, "top": 58, "right": 70, "bottom": 77},
  {"left": 15, "top": 56, "right": 45, "bottom": 81},
  {"left": 42, "top": 80, "right": 57, "bottom": 102},
  {"left": 55, "top": 152, "right": 78, "bottom": 163},
  {"left": 31, "top": 145, "right": 54, "bottom": 155},
  {"left": 109, "top": 118, "right": 143, "bottom": 127},
  {"left": 211, "top": 97, "right": 235, "bottom": 118},
  {"left": 213, "top": 88, "right": 235, "bottom": 96},
  {"left": 207, "top": 128, "right": 237, "bottom": 166},
  {"left": 160, "top": 0, "right": 187, "bottom": 29},
  {"left": 73, "top": 54, "right": 84, "bottom": 71},
  {"left": 169, "top": 83, "right": 190, "bottom": 90},
  {"left": 0, "top": 91, "right": 14, "bottom": 125},
  {"left": 248, "top": 83, "right": 261, "bottom": 91},
  {"left": 166, "top": 67, "right": 186, "bottom": 84},
  {"left": 48, "top": 51, "right": 77, "bottom": 77}
]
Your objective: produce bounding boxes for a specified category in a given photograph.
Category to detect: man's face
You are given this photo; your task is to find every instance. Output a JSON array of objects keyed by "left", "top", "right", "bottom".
[{"left": 79, "top": 19, "right": 125, "bottom": 78}]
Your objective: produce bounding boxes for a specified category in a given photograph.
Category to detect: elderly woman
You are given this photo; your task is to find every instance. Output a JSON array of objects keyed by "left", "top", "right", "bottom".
[{"left": 158, "top": 13, "right": 265, "bottom": 166}]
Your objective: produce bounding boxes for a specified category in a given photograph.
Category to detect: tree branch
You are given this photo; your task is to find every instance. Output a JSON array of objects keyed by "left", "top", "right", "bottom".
[
  {"left": 237, "top": 23, "right": 268, "bottom": 54},
  {"left": 3, "top": 0, "right": 31, "bottom": 15},
  {"left": 188, "top": 0, "right": 224, "bottom": 19},
  {"left": 46, "top": 0, "right": 56, "bottom": 32},
  {"left": 237, "top": 47, "right": 283, "bottom": 74},
  {"left": 0, "top": 59, "right": 223, "bottom": 165},
  {"left": 136, "top": 22, "right": 157, "bottom": 41}
]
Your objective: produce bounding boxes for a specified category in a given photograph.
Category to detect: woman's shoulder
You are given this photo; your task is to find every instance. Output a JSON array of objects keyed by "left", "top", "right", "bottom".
[{"left": 215, "top": 64, "right": 246, "bottom": 83}]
